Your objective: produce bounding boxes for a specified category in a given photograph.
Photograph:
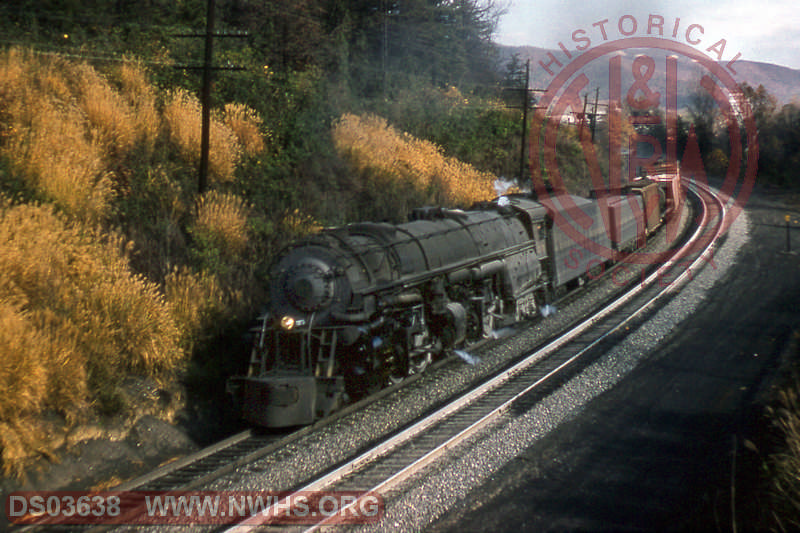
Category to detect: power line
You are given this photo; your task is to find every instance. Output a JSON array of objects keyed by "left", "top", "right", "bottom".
[{"left": 0, "top": 40, "right": 177, "bottom": 67}]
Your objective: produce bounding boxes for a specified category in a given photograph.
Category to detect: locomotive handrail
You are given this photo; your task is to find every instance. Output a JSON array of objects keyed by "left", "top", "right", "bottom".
[
  {"left": 323, "top": 228, "right": 396, "bottom": 287},
  {"left": 328, "top": 205, "right": 529, "bottom": 258},
  {"left": 356, "top": 239, "right": 541, "bottom": 295},
  {"left": 316, "top": 206, "right": 543, "bottom": 289}
]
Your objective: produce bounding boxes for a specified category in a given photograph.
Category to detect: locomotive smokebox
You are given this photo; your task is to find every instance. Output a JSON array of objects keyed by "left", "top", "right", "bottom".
[
  {"left": 270, "top": 244, "right": 353, "bottom": 326},
  {"left": 283, "top": 258, "right": 335, "bottom": 312}
]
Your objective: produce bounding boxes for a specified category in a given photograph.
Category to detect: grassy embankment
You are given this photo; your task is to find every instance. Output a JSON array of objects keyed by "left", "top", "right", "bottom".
[
  {"left": 0, "top": 48, "right": 498, "bottom": 477},
  {"left": 0, "top": 47, "right": 261, "bottom": 477}
]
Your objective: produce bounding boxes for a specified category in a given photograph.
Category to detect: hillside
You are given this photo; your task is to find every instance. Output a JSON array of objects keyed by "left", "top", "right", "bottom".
[
  {"left": 501, "top": 45, "right": 800, "bottom": 106},
  {"left": 0, "top": 49, "right": 515, "bottom": 480},
  {"left": 0, "top": 0, "right": 530, "bottom": 481}
]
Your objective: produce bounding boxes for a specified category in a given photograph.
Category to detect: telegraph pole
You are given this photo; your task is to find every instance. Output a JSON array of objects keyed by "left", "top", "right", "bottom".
[
  {"left": 591, "top": 86, "right": 600, "bottom": 142},
  {"left": 176, "top": 0, "right": 246, "bottom": 194},
  {"left": 502, "top": 58, "right": 542, "bottom": 183},
  {"left": 787, "top": 214, "right": 793, "bottom": 253},
  {"left": 519, "top": 59, "right": 530, "bottom": 182}
]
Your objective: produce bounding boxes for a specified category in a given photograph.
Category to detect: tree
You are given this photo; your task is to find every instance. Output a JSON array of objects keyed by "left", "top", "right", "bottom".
[
  {"left": 503, "top": 52, "right": 526, "bottom": 87},
  {"left": 739, "top": 82, "right": 777, "bottom": 134},
  {"left": 321, "top": 0, "right": 505, "bottom": 96},
  {"left": 759, "top": 102, "right": 800, "bottom": 184},
  {"left": 227, "top": 0, "right": 325, "bottom": 72},
  {"left": 686, "top": 77, "right": 718, "bottom": 159}
]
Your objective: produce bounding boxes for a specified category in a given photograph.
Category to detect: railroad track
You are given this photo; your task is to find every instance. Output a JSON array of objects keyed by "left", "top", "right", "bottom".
[
  {"left": 12, "top": 185, "right": 720, "bottom": 533},
  {"left": 221, "top": 182, "right": 724, "bottom": 532},
  {"left": 10, "top": 342, "right": 466, "bottom": 533}
]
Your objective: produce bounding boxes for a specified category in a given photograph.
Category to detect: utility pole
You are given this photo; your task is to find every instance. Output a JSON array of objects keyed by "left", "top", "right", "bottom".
[
  {"left": 581, "top": 91, "right": 589, "bottom": 141},
  {"left": 176, "top": 0, "right": 246, "bottom": 194},
  {"left": 786, "top": 214, "right": 793, "bottom": 253},
  {"left": 382, "top": 0, "right": 388, "bottom": 99},
  {"left": 591, "top": 86, "right": 600, "bottom": 142},
  {"left": 519, "top": 59, "right": 530, "bottom": 182},
  {"left": 502, "top": 59, "right": 543, "bottom": 184}
]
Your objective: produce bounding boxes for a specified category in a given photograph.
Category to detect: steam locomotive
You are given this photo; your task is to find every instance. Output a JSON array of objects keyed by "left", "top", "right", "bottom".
[{"left": 227, "top": 181, "right": 664, "bottom": 427}]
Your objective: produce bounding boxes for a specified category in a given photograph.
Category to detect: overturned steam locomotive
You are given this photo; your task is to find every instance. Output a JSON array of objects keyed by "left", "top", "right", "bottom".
[{"left": 227, "top": 181, "right": 664, "bottom": 427}]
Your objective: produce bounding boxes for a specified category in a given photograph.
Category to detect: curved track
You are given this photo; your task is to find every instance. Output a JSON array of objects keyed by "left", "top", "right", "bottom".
[
  {"left": 219, "top": 183, "right": 726, "bottom": 531},
  {"left": 14, "top": 184, "right": 723, "bottom": 533}
]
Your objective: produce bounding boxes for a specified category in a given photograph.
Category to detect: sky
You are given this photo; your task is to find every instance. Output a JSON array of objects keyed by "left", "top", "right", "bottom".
[{"left": 494, "top": 0, "right": 800, "bottom": 70}]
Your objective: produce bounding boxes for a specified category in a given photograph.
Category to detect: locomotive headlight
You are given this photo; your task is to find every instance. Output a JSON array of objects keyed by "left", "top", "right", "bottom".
[{"left": 280, "top": 316, "right": 296, "bottom": 330}]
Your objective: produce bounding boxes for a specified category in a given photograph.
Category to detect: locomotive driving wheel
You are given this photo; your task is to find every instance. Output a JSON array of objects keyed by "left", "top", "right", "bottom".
[
  {"left": 345, "top": 338, "right": 409, "bottom": 399},
  {"left": 386, "top": 342, "right": 409, "bottom": 385}
]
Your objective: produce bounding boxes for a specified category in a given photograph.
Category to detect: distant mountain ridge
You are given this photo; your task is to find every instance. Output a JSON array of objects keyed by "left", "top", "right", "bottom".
[{"left": 500, "top": 45, "right": 800, "bottom": 107}]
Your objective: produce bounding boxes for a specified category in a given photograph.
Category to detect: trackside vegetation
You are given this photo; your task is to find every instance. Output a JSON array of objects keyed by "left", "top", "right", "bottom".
[
  {"left": 0, "top": 48, "right": 265, "bottom": 476},
  {"left": 332, "top": 113, "right": 497, "bottom": 219},
  {"left": 0, "top": 45, "right": 511, "bottom": 476}
]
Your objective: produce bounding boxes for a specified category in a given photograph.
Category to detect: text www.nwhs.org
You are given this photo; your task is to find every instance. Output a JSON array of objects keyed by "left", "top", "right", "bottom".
[{"left": 6, "top": 490, "right": 384, "bottom": 525}]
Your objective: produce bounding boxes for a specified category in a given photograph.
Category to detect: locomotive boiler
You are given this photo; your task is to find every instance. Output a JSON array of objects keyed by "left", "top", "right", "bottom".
[{"left": 227, "top": 182, "right": 664, "bottom": 427}]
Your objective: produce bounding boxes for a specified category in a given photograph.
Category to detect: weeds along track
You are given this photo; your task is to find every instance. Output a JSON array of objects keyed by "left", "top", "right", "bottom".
[{"left": 218, "top": 184, "right": 725, "bottom": 532}]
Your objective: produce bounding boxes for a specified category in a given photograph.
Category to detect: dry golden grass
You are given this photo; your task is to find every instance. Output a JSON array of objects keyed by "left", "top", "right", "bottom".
[
  {"left": 222, "top": 102, "right": 266, "bottom": 157},
  {"left": 0, "top": 48, "right": 269, "bottom": 477},
  {"left": 0, "top": 48, "right": 167, "bottom": 220},
  {"left": 0, "top": 419, "right": 57, "bottom": 479},
  {"left": 332, "top": 113, "right": 496, "bottom": 209},
  {"left": 163, "top": 89, "right": 242, "bottom": 184},
  {"left": 0, "top": 295, "right": 50, "bottom": 422},
  {"left": 769, "top": 385, "right": 800, "bottom": 529},
  {"left": 0, "top": 200, "right": 183, "bottom": 475},
  {"left": 164, "top": 267, "right": 226, "bottom": 352},
  {"left": 115, "top": 61, "right": 160, "bottom": 154},
  {"left": 192, "top": 190, "right": 251, "bottom": 256},
  {"left": 0, "top": 48, "right": 263, "bottom": 209},
  {"left": 75, "top": 63, "right": 139, "bottom": 157},
  {"left": 9, "top": 103, "right": 114, "bottom": 219}
]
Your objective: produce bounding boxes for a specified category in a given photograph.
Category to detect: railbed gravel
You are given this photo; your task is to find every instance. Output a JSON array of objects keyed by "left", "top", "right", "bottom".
[
  {"left": 356, "top": 202, "right": 751, "bottom": 532},
  {"left": 202, "top": 202, "right": 695, "bottom": 495},
  {"left": 119, "top": 196, "right": 710, "bottom": 533}
]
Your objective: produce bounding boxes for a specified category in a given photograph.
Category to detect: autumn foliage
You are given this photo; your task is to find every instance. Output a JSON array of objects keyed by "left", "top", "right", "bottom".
[
  {"left": 332, "top": 113, "right": 496, "bottom": 217},
  {"left": 0, "top": 48, "right": 501, "bottom": 478},
  {"left": 0, "top": 48, "right": 267, "bottom": 476}
]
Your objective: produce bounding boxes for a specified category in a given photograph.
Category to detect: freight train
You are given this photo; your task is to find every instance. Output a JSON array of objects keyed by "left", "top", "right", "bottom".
[{"left": 227, "top": 180, "right": 666, "bottom": 427}]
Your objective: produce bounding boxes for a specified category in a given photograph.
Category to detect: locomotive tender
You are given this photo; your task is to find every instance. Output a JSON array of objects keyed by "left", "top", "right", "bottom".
[{"left": 227, "top": 182, "right": 663, "bottom": 427}]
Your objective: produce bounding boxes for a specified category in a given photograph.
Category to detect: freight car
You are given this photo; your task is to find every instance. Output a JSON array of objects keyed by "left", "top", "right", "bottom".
[{"left": 227, "top": 182, "right": 663, "bottom": 427}]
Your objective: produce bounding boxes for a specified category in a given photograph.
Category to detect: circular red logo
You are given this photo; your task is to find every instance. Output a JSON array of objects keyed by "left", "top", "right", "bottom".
[{"left": 530, "top": 37, "right": 758, "bottom": 266}]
